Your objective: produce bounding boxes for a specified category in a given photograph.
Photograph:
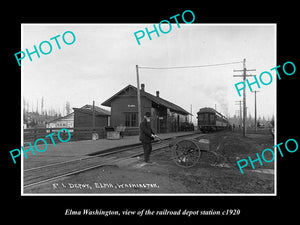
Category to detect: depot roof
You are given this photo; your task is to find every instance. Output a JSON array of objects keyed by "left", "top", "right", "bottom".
[
  {"left": 102, "top": 84, "right": 191, "bottom": 115},
  {"left": 73, "top": 104, "right": 111, "bottom": 116}
]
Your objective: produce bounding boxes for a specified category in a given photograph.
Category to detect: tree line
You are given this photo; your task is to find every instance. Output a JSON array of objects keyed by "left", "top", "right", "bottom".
[{"left": 23, "top": 97, "right": 71, "bottom": 117}]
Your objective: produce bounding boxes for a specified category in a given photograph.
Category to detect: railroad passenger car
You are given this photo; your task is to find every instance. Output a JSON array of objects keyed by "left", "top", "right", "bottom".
[{"left": 197, "top": 107, "right": 228, "bottom": 132}]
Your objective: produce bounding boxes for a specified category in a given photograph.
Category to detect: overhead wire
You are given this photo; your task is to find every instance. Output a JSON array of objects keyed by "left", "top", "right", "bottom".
[{"left": 138, "top": 61, "right": 243, "bottom": 70}]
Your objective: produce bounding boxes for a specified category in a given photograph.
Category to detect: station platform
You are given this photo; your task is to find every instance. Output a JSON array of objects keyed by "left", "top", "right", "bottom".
[
  {"left": 23, "top": 131, "right": 197, "bottom": 169},
  {"left": 57, "top": 131, "right": 196, "bottom": 157}
]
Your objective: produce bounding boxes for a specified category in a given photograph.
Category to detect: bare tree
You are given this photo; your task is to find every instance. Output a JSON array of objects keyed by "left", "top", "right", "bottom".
[
  {"left": 65, "top": 101, "right": 71, "bottom": 115},
  {"left": 41, "top": 97, "right": 44, "bottom": 115}
]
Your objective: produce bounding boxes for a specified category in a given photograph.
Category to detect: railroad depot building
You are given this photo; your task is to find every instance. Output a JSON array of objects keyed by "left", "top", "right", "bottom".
[
  {"left": 46, "top": 112, "right": 74, "bottom": 129},
  {"left": 101, "top": 84, "right": 190, "bottom": 133},
  {"left": 73, "top": 104, "right": 111, "bottom": 128},
  {"left": 46, "top": 104, "right": 111, "bottom": 129}
]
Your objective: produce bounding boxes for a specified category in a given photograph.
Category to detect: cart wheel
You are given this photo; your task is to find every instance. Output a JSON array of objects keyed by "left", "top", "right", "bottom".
[{"left": 171, "top": 139, "right": 201, "bottom": 168}]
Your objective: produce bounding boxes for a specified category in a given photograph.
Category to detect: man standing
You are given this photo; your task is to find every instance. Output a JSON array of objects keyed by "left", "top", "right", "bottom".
[{"left": 139, "top": 112, "right": 157, "bottom": 163}]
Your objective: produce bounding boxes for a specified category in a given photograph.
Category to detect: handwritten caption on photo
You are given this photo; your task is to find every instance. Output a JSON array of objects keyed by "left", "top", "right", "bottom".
[{"left": 52, "top": 182, "right": 160, "bottom": 190}]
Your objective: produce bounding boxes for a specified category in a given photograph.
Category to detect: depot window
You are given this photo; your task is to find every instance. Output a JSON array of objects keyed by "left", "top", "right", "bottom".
[{"left": 124, "top": 112, "right": 138, "bottom": 127}]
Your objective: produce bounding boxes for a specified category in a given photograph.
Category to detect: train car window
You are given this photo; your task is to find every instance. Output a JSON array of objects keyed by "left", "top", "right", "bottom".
[{"left": 204, "top": 114, "right": 209, "bottom": 121}]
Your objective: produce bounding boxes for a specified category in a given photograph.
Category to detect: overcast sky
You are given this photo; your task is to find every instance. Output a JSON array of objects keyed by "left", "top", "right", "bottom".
[{"left": 22, "top": 24, "right": 276, "bottom": 123}]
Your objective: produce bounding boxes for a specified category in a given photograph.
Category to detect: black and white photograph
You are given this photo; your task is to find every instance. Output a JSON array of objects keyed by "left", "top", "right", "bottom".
[
  {"left": 4, "top": 4, "right": 299, "bottom": 223},
  {"left": 21, "top": 23, "right": 276, "bottom": 195}
]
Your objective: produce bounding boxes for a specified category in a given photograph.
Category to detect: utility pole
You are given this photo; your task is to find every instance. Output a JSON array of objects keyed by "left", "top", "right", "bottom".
[
  {"left": 235, "top": 100, "right": 243, "bottom": 130},
  {"left": 253, "top": 90, "right": 260, "bottom": 133},
  {"left": 233, "top": 58, "right": 256, "bottom": 137},
  {"left": 136, "top": 65, "right": 142, "bottom": 126}
]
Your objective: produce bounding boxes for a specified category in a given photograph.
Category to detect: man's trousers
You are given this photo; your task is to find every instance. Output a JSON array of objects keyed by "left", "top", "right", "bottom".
[{"left": 142, "top": 142, "right": 152, "bottom": 162}]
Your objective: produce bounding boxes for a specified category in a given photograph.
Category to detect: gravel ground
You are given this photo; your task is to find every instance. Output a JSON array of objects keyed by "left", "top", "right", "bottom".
[{"left": 25, "top": 131, "right": 274, "bottom": 194}]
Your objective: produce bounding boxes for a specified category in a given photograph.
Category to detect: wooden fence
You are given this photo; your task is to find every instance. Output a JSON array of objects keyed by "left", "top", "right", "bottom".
[{"left": 23, "top": 126, "right": 140, "bottom": 143}]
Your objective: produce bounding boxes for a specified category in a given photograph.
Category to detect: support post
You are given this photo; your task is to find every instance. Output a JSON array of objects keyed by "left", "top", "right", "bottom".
[
  {"left": 136, "top": 65, "right": 142, "bottom": 126},
  {"left": 233, "top": 58, "right": 256, "bottom": 137},
  {"left": 254, "top": 90, "right": 260, "bottom": 133},
  {"left": 243, "top": 59, "right": 246, "bottom": 137}
]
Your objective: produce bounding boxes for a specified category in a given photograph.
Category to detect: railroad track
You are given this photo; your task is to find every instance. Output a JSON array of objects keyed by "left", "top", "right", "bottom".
[{"left": 23, "top": 133, "right": 204, "bottom": 190}]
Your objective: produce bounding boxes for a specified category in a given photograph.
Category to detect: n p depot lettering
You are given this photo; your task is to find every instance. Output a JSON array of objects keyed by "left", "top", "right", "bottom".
[
  {"left": 133, "top": 10, "right": 195, "bottom": 45},
  {"left": 15, "top": 31, "right": 76, "bottom": 66}
]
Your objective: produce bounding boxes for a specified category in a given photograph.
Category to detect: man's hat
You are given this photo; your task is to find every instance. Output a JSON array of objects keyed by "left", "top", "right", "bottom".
[{"left": 145, "top": 112, "right": 151, "bottom": 117}]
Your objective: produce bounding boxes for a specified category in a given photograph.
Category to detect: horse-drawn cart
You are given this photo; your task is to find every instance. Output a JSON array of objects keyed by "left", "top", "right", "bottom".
[{"left": 162, "top": 137, "right": 224, "bottom": 168}]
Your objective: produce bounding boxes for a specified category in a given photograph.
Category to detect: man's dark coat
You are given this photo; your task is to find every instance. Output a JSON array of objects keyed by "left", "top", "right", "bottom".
[{"left": 139, "top": 118, "right": 154, "bottom": 143}]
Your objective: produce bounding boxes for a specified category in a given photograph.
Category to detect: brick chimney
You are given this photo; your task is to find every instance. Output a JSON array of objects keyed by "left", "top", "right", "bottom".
[
  {"left": 156, "top": 91, "right": 160, "bottom": 98},
  {"left": 141, "top": 83, "right": 145, "bottom": 92}
]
